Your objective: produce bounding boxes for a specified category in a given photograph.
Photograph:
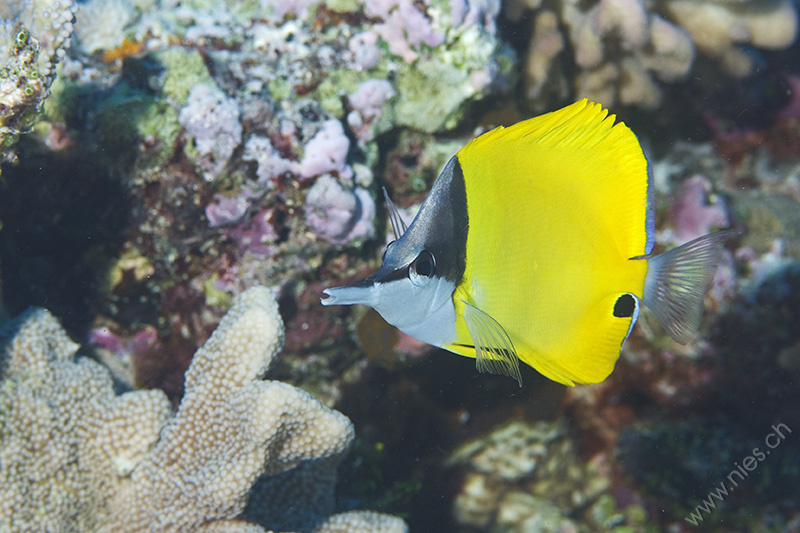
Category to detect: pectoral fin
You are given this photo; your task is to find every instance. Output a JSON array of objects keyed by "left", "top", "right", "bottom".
[{"left": 461, "top": 301, "right": 522, "bottom": 386}]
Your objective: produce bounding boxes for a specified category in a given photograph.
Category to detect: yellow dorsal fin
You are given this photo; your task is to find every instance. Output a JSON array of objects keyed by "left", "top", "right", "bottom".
[
  {"left": 457, "top": 98, "right": 651, "bottom": 261},
  {"left": 462, "top": 99, "right": 626, "bottom": 155}
]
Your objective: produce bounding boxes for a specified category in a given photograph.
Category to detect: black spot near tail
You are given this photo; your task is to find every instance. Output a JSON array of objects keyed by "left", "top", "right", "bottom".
[{"left": 614, "top": 293, "right": 636, "bottom": 318}]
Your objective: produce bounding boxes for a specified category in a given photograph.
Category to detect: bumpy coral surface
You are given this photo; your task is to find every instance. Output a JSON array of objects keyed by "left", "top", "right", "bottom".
[
  {"left": 0, "top": 0, "right": 76, "bottom": 167},
  {"left": 446, "top": 420, "right": 647, "bottom": 532},
  {"left": 314, "top": 510, "right": 408, "bottom": 533},
  {"left": 0, "top": 287, "right": 405, "bottom": 532},
  {"left": 0, "top": 307, "right": 171, "bottom": 531}
]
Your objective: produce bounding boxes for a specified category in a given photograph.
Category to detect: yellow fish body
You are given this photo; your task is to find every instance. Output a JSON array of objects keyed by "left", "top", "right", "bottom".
[{"left": 322, "top": 100, "right": 729, "bottom": 386}]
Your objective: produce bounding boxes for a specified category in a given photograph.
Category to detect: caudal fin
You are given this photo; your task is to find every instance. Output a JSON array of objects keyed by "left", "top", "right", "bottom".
[{"left": 643, "top": 230, "right": 736, "bottom": 344}]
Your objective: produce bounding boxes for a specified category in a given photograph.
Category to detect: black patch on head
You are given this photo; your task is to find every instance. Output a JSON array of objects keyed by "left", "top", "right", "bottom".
[
  {"left": 613, "top": 293, "right": 636, "bottom": 318},
  {"left": 408, "top": 156, "right": 468, "bottom": 283},
  {"left": 446, "top": 157, "right": 468, "bottom": 283},
  {"left": 371, "top": 156, "right": 468, "bottom": 286}
]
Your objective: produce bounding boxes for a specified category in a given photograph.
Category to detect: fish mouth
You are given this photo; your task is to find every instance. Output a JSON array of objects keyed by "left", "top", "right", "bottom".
[
  {"left": 321, "top": 262, "right": 408, "bottom": 307},
  {"left": 320, "top": 281, "right": 378, "bottom": 307}
]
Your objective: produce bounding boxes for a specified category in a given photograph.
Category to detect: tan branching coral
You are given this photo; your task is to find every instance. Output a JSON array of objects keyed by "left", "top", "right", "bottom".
[
  {"left": 521, "top": 0, "right": 695, "bottom": 110},
  {"left": 663, "top": 0, "right": 798, "bottom": 76},
  {"left": 0, "top": 286, "right": 406, "bottom": 533},
  {"left": 515, "top": 0, "right": 798, "bottom": 110}
]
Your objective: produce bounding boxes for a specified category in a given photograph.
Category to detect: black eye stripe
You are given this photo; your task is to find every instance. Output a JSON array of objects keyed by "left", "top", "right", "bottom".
[{"left": 381, "top": 267, "right": 409, "bottom": 283}]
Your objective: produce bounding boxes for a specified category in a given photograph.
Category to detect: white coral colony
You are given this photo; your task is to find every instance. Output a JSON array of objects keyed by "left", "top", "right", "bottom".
[{"left": 0, "top": 287, "right": 407, "bottom": 533}]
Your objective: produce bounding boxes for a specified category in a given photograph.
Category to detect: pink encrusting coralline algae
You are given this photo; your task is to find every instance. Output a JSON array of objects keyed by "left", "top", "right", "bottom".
[
  {"left": 305, "top": 176, "right": 376, "bottom": 245},
  {"left": 364, "top": 0, "right": 445, "bottom": 62},
  {"left": 299, "top": 120, "right": 353, "bottom": 179},
  {"left": 347, "top": 79, "right": 397, "bottom": 142},
  {"left": 669, "top": 175, "right": 729, "bottom": 244}
]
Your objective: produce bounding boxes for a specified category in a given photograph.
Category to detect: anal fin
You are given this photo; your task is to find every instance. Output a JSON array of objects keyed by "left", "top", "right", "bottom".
[{"left": 462, "top": 301, "right": 522, "bottom": 386}]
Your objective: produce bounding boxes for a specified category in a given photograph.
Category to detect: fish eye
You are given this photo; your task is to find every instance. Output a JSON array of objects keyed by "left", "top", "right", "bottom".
[
  {"left": 382, "top": 240, "right": 396, "bottom": 261},
  {"left": 409, "top": 250, "right": 436, "bottom": 286}
]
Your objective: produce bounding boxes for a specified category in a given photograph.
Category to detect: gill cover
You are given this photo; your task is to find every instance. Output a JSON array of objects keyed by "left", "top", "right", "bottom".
[{"left": 321, "top": 158, "right": 467, "bottom": 348}]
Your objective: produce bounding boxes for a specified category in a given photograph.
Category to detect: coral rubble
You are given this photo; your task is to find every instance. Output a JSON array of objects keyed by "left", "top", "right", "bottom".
[{"left": 0, "top": 286, "right": 406, "bottom": 533}]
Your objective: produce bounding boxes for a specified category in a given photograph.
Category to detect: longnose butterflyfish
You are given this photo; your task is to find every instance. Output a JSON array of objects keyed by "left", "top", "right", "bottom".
[{"left": 321, "top": 99, "right": 731, "bottom": 387}]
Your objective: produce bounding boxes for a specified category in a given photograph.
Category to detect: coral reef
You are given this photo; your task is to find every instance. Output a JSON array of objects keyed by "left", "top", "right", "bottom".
[
  {"left": 311, "top": 511, "right": 408, "bottom": 533},
  {"left": 0, "top": 0, "right": 516, "bottom": 402},
  {"left": 446, "top": 420, "right": 650, "bottom": 531},
  {"left": 73, "top": 0, "right": 137, "bottom": 55},
  {"left": 667, "top": 174, "right": 730, "bottom": 244},
  {"left": 0, "top": 286, "right": 406, "bottom": 532},
  {"left": 618, "top": 418, "right": 800, "bottom": 524},
  {"left": 563, "top": 135, "right": 800, "bottom": 529},
  {"left": 2, "top": 0, "right": 800, "bottom": 530},
  {"left": 511, "top": 0, "right": 798, "bottom": 110},
  {"left": 305, "top": 175, "right": 376, "bottom": 245},
  {"left": 0, "top": 0, "right": 76, "bottom": 169},
  {"left": 664, "top": 0, "right": 798, "bottom": 77},
  {"left": 179, "top": 82, "right": 243, "bottom": 181}
]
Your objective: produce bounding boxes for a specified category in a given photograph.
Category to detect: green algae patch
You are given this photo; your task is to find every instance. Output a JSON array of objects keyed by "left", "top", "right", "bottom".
[
  {"left": 394, "top": 59, "right": 469, "bottom": 133},
  {"left": 313, "top": 68, "right": 365, "bottom": 117},
  {"left": 150, "top": 48, "right": 214, "bottom": 106},
  {"left": 94, "top": 81, "right": 180, "bottom": 169}
]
